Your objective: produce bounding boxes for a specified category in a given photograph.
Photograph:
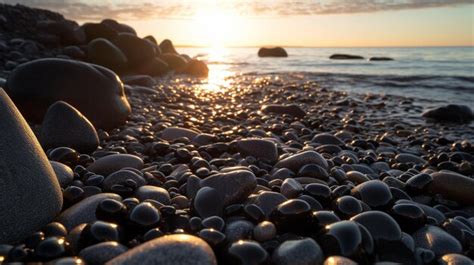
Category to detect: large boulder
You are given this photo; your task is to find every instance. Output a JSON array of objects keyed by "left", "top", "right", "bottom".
[
  {"left": 37, "top": 19, "right": 86, "bottom": 45},
  {"left": 159, "top": 53, "right": 188, "bottom": 71},
  {"left": 5, "top": 58, "right": 131, "bottom": 129},
  {"left": 159, "top": 39, "right": 178, "bottom": 54},
  {"left": 258, "top": 47, "right": 288, "bottom": 57},
  {"left": 81, "top": 22, "right": 118, "bottom": 42},
  {"left": 181, "top": 59, "right": 208, "bottom": 77},
  {"left": 39, "top": 101, "right": 99, "bottom": 153},
  {"left": 101, "top": 19, "right": 136, "bottom": 35},
  {"left": 87, "top": 38, "right": 128, "bottom": 73},
  {"left": 0, "top": 88, "right": 62, "bottom": 244},
  {"left": 112, "top": 33, "right": 156, "bottom": 67},
  {"left": 422, "top": 104, "right": 473, "bottom": 123}
]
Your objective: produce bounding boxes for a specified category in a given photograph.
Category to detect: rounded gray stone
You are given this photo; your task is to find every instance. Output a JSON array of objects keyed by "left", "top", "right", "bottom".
[
  {"left": 275, "top": 151, "right": 328, "bottom": 172},
  {"left": 39, "top": 101, "right": 99, "bottom": 153},
  {"left": 87, "top": 154, "right": 144, "bottom": 175},
  {"left": 103, "top": 170, "right": 146, "bottom": 191},
  {"left": 57, "top": 193, "right": 121, "bottom": 230},
  {"left": 106, "top": 234, "right": 217, "bottom": 265},
  {"left": 160, "top": 127, "right": 200, "bottom": 142},
  {"left": 235, "top": 138, "right": 278, "bottom": 163},
  {"left": 413, "top": 225, "right": 462, "bottom": 257},
  {"left": 0, "top": 88, "right": 63, "bottom": 244},
  {"left": 135, "top": 185, "right": 170, "bottom": 204}
]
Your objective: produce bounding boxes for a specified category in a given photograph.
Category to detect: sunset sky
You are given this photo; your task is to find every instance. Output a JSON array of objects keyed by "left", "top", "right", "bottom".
[{"left": 2, "top": 0, "right": 473, "bottom": 47}]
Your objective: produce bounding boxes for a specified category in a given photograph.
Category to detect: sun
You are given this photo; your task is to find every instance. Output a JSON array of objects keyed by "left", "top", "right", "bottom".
[{"left": 193, "top": 6, "right": 239, "bottom": 48}]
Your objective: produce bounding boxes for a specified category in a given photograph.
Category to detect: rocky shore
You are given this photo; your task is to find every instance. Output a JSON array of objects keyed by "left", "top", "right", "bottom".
[{"left": 1, "top": 3, "right": 474, "bottom": 265}]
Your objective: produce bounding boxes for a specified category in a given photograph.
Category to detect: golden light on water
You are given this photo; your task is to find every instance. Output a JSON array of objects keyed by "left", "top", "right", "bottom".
[{"left": 197, "top": 46, "right": 233, "bottom": 92}]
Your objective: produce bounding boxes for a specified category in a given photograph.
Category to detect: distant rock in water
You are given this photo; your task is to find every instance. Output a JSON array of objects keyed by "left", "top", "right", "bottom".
[
  {"left": 0, "top": 88, "right": 62, "bottom": 244},
  {"left": 258, "top": 47, "right": 288, "bottom": 57},
  {"left": 422, "top": 104, "right": 473, "bottom": 123},
  {"left": 329, "top": 54, "right": 364, "bottom": 60},
  {"left": 5, "top": 58, "right": 131, "bottom": 129},
  {"left": 369, "top": 57, "right": 394, "bottom": 61}
]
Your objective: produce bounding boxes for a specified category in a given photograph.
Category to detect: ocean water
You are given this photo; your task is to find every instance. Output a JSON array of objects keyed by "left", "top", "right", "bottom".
[{"left": 180, "top": 47, "right": 474, "bottom": 107}]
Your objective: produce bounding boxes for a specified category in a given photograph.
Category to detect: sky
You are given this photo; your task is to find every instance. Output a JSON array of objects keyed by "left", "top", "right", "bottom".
[{"left": 2, "top": 0, "right": 473, "bottom": 47}]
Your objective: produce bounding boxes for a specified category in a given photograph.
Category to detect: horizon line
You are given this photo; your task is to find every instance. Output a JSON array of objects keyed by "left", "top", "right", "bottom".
[{"left": 175, "top": 44, "right": 474, "bottom": 48}]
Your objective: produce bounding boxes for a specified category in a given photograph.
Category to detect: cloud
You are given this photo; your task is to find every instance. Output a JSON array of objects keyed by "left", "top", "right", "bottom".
[{"left": 1, "top": 0, "right": 472, "bottom": 21}]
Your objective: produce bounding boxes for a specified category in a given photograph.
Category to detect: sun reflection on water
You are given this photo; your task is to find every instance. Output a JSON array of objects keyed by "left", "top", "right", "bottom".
[{"left": 197, "top": 46, "right": 233, "bottom": 93}]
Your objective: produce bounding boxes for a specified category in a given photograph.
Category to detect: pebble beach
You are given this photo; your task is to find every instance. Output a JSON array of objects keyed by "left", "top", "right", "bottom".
[{"left": 1, "top": 3, "right": 474, "bottom": 265}]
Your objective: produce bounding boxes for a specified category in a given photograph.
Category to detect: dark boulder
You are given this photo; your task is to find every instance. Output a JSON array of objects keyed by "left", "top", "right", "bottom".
[
  {"left": 258, "top": 47, "right": 288, "bottom": 57},
  {"left": 112, "top": 33, "right": 156, "bottom": 67},
  {"left": 0, "top": 88, "right": 62, "bottom": 244},
  {"left": 5, "top": 58, "right": 131, "bottom": 129},
  {"left": 159, "top": 53, "right": 188, "bottom": 71},
  {"left": 87, "top": 38, "right": 128, "bottom": 73},
  {"left": 422, "top": 104, "right": 473, "bottom": 123},
  {"left": 37, "top": 19, "right": 86, "bottom": 45},
  {"left": 81, "top": 22, "right": 118, "bottom": 42},
  {"left": 144, "top": 35, "right": 158, "bottom": 45},
  {"left": 101, "top": 19, "right": 136, "bottom": 35},
  {"left": 135, "top": 58, "right": 169, "bottom": 76},
  {"left": 159, "top": 39, "right": 178, "bottom": 54},
  {"left": 330, "top": 54, "right": 364, "bottom": 60}
]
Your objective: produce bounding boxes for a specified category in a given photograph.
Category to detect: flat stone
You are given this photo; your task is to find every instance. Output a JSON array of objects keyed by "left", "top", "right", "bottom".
[
  {"left": 50, "top": 161, "right": 74, "bottom": 188},
  {"left": 0, "top": 89, "right": 62, "bottom": 244},
  {"left": 200, "top": 169, "right": 257, "bottom": 206},
  {"left": 235, "top": 138, "right": 278, "bottom": 163},
  {"left": 135, "top": 185, "right": 170, "bottom": 204},
  {"left": 160, "top": 127, "right": 201, "bottom": 142},
  {"left": 395, "top": 153, "right": 426, "bottom": 165},
  {"left": 87, "top": 154, "right": 144, "bottom": 175},
  {"left": 106, "top": 234, "right": 217, "bottom": 265},
  {"left": 39, "top": 101, "right": 99, "bottom": 153},
  {"left": 275, "top": 151, "right": 328, "bottom": 172},
  {"left": 5, "top": 58, "right": 131, "bottom": 129},
  {"left": 312, "top": 133, "right": 345, "bottom": 145},
  {"left": 428, "top": 171, "right": 474, "bottom": 205},
  {"left": 57, "top": 193, "right": 121, "bottom": 230}
]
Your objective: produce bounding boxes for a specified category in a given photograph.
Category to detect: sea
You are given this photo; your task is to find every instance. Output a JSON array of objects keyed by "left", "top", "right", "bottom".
[{"left": 180, "top": 47, "right": 474, "bottom": 108}]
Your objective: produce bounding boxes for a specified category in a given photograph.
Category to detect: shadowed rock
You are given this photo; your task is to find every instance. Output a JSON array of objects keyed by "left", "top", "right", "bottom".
[
  {"left": 5, "top": 58, "right": 131, "bottom": 129},
  {"left": 39, "top": 101, "right": 99, "bottom": 153},
  {"left": 0, "top": 88, "right": 62, "bottom": 244}
]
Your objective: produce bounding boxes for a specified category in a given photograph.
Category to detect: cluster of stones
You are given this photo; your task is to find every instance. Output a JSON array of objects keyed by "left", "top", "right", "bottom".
[
  {"left": 0, "top": 3, "right": 208, "bottom": 80},
  {"left": 1, "top": 67, "right": 473, "bottom": 264}
]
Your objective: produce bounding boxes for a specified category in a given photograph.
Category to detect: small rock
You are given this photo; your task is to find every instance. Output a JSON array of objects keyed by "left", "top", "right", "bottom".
[
  {"left": 200, "top": 169, "right": 257, "bottom": 206},
  {"left": 50, "top": 161, "right": 74, "bottom": 188},
  {"left": 235, "top": 138, "right": 278, "bottom": 163},
  {"left": 135, "top": 185, "right": 170, "bottom": 204},
  {"left": 79, "top": 242, "right": 128, "bottom": 265},
  {"left": 261, "top": 104, "right": 306, "bottom": 118},
  {"left": 160, "top": 127, "right": 201, "bottom": 142},
  {"left": 272, "top": 238, "right": 324, "bottom": 265},
  {"left": 57, "top": 193, "right": 121, "bottom": 230},
  {"left": 275, "top": 151, "right": 328, "bottom": 172}
]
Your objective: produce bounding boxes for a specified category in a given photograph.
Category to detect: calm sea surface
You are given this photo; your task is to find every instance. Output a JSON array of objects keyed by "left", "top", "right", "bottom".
[{"left": 180, "top": 47, "right": 474, "bottom": 107}]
